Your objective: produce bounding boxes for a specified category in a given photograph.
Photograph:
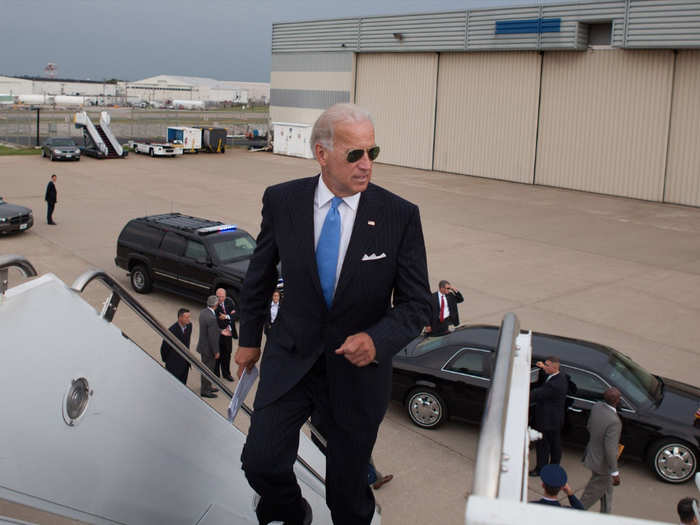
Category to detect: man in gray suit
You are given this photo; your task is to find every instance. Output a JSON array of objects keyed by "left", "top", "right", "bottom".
[
  {"left": 580, "top": 387, "right": 623, "bottom": 513},
  {"left": 197, "top": 295, "right": 221, "bottom": 398}
]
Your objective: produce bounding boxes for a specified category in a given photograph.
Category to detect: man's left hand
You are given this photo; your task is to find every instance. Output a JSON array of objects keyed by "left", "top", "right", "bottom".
[{"left": 335, "top": 332, "right": 376, "bottom": 367}]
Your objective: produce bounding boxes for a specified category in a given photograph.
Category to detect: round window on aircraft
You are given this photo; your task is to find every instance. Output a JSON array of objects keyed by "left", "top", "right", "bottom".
[{"left": 62, "top": 377, "right": 92, "bottom": 426}]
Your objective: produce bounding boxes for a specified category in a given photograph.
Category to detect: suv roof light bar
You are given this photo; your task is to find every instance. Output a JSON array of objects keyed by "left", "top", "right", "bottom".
[{"left": 197, "top": 224, "right": 238, "bottom": 235}]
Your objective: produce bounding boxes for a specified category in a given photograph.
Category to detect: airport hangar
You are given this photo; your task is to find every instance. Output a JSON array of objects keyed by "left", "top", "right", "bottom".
[{"left": 269, "top": 0, "right": 700, "bottom": 208}]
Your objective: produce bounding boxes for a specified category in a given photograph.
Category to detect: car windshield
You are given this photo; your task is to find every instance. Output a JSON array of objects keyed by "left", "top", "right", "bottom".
[
  {"left": 51, "top": 139, "right": 76, "bottom": 147},
  {"left": 210, "top": 231, "right": 256, "bottom": 262},
  {"left": 602, "top": 350, "right": 660, "bottom": 406}
]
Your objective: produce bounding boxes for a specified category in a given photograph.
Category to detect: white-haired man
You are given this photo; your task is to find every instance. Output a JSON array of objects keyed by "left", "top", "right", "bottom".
[{"left": 235, "top": 103, "right": 431, "bottom": 525}]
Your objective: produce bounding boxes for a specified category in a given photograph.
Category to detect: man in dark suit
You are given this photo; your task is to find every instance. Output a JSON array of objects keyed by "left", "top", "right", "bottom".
[
  {"left": 529, "top": 355, "right": 568, "bottom": 476},
  {"left": 214, "top": 287, "right": 238, "bottom": 381},
  {"left": 425, "top": 280, "right": 463, "bottom": 336},
  {"left": 44, "top": 174, "right": 57, "bottom": 225},
  {"left": 235, "top": 103, "right": 431, "bottom": 525},
  {"left": 263, "top": 290, "right": 281, "bottom": 336},
  {"left": 196, "top": 295, "right": 221, "bottom": 399},
  {"left": 160, "top": 308, "right": 192, "bottom": 384},
  {"left": 531, "top": 464, "right": 584, "bottom": 509},
  {"left": 580, "top": 387, "right": 623, "bottom": 513}
]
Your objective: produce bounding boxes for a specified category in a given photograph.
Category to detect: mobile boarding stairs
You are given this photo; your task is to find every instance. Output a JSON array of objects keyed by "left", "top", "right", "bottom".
[{"left": 73, "top": 111, "right": 126, "bottom": 159}]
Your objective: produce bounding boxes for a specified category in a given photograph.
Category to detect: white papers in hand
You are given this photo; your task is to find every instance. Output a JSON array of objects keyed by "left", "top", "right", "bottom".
[{"left": 228, "top": 366, "right": 259, "bottom": 422}]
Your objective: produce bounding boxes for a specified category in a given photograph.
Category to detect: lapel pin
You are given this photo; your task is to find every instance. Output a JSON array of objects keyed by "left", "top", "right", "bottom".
[{"left": 367, "top": 220, "right": 375, "bottom": 226}]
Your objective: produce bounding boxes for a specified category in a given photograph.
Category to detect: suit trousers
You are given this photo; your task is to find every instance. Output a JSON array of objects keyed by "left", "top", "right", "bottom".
[
  {"left": 216, "top": 335, "right": 233, "bottom": 378},
  {"left": 241, "top": 356, "right": 378, "bottom": 525},
  {"left": 167, "top": 365, "right": 188, "bottom": 385},
  {"left": 200, "top": 354, "right": 216, "bottom": 394},
  {"left": 580, "top": 471, "right": 613, "bottom": 513},
  {"left": 46, "top": 201, "right": 55, "bottom": 224},
  {"left": 535, "top": 428, "right": 562, "bottom": 470}
]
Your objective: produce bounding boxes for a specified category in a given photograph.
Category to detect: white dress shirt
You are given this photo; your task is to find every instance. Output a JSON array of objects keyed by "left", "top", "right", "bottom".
[
  {"left": 437, "top": 291, "right": 451, "bottom": 319},
  {"left": 270, "top": 301, "right": 279, "bottom": 323},
  {"left": 314, "top": 175, "right": 360, "bottom": 291}
]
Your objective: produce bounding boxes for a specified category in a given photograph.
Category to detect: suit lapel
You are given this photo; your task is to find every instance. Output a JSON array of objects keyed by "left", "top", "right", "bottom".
[
  {"left": 333, "top": 186, "right": 382, "bottom": 306},
  {"left": 285, "top": 175, "right": 325, "bottom": 304}
]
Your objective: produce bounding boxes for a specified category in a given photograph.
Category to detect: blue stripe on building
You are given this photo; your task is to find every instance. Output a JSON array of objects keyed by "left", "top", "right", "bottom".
[{"left": 495, "top": 18, "right": 561, "bottom": 35}]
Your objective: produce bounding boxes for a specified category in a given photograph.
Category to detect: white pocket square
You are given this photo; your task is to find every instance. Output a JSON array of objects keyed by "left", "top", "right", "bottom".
[{"left": 362, "top": 253, "right": 386, "bottom": 261}]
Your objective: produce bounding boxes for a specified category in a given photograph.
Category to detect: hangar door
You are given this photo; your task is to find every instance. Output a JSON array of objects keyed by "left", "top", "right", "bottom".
[
  {"left": 433, "top": 52, "right": 541, "bottom": 184},
  {"left": 535, "top": 49, "right": 674, "bottom": 201},
  {"left": 664, "top": 50, "right": 700, "bottom": 207},
  {"left": 355, "top": 53, "right": 437, "bottom": 170}
]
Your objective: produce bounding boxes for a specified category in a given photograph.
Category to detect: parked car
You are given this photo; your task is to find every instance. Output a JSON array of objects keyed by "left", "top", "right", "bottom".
[
  {"left": 391, "top": 325, "right": 700, "bottom": 484},
  {"left": 115, "top": 213, "right": 258, "bottom": 305},
  {"left": 0, "top": 196, "right": 33, "bottom": 234},
  {"left": 42, "top": 138, "right": 81, "bottom": 161}
]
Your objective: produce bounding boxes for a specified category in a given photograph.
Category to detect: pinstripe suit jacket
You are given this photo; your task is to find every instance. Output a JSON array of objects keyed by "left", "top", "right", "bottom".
[{"left": 239, "top": 175, "right": 431, "bottom": 428}]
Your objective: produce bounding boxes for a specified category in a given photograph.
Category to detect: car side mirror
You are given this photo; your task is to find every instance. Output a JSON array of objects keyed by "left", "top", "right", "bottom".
[{"left": 196, "top": 256, "right": 207, "bottom": 265}]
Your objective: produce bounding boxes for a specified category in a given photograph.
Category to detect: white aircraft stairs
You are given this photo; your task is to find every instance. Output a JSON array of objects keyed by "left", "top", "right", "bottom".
[{"left": 0, "top": 255, "right": 379, "bottom": 525}]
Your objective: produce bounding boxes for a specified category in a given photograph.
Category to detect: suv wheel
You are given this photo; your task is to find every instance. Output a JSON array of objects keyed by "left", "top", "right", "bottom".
[{"left": 130, "top": 264, "right": 152, "bottom": 294}]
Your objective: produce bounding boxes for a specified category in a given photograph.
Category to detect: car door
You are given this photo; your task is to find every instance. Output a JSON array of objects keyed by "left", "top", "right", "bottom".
[
  {"left": 560, "top": 365, "right": 611, "bottom": 445},
  {"left": 153, "top": 232, "right": 186, "bottom": 287},
  {"left": 179, "top": 238, "right": 217, "bottom": 295},
  {"left": 440, "top": 347, "right": 493, "bottom": 423}
]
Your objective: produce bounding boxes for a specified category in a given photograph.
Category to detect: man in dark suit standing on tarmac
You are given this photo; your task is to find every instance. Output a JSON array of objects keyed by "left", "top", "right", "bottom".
[
  {"left": 425, "top": 280, "right": 463, "bottom": 336},
  {"left": 214, "top": 287, "right": 238, "bottom": 381},
  {"left": 529, "top": 355, "right": 568, "bottom": 477},
  {"left": 160, "top": 308, "right": 192, "bottom": 385},
  {"left": 44, "top": 174, "right": 58, "bottom": 225},
  {"left": 235, "top": 103, "right": 431, "bottom": 525}
]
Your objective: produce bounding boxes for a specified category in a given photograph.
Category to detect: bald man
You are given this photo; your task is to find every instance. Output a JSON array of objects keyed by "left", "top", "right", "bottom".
[{"left": 580, "top": 387, "right": 623, "bottom": 513}]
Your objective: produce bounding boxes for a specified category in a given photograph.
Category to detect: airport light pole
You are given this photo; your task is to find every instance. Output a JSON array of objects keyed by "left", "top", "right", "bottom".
[{"left": 31, "top": 106, "right": 41, "bottom": 147}]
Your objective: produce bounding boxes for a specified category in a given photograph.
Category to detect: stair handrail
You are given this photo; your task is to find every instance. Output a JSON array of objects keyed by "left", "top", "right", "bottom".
[
  {"left": 73, "top": 112, "right": 108, "bottom": 156},
  {"left": 0, "top": 254, "right": 38, "bottom": 299},
  {"left": 99, "top": 111, "right": 123, "bottom": 157},
  {"left": 71, "top": 268, "right": 325, "bottom": 485}
]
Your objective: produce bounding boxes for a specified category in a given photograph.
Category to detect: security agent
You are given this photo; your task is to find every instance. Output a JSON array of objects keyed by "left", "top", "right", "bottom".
[{"left": 532, "top": 464, "right": 584, "bottom": 510}]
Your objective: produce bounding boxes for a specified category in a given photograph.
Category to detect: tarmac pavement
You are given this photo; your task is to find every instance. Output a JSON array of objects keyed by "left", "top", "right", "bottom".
[{"left": 1, "top": 149, "right": 699, "bottom": 524}]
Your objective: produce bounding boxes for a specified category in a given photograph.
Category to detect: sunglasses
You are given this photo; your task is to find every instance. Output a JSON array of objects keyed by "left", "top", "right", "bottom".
[{"left": 346, "top": 146, "right": 380, "bottom": 163}]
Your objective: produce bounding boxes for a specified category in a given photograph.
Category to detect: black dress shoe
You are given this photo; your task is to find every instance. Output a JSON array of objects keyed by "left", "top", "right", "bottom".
[
  {"left": 528, "top": 469, "right": 540, "bottom": 477},
  {"left": 223, "top": 374, "right": 235, "bottom": 381},
  {"left": 201, "top": 392, "right": 217, "bottom": 398},
  {"left": 209, "top": 387, "right": 219, "bottom": 393}
]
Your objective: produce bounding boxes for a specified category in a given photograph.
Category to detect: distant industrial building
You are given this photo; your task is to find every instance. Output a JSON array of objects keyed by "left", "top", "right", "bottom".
[
  {"left": 0, "top": 74, "right": 269, "bottom": 106},
  {"left": 125, "top": 75, "right": 269, "bottom": 105},
  {"left": 269, "top": 0, "right": 700, "bottom": 208}
]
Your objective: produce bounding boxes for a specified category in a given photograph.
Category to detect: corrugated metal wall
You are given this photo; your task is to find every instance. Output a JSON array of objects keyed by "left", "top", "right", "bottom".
[
  {"left": 535, "top": 49, "right": 674, "bottom": 200},
  {"left": 358, "top": 12, "right": 466, "bottom": 51},
  {"left": 664, "top": 50, "right": 700, "bottom": 206},
  {"left": 625, "top": 0, "right": 700, "bottom": 48},
  {"left": 272, "top": 1, "right": 700, "bottom": 53},
  {"left": 433, "top": 52, "right": 541, "bottom": 183},
  {"left": 355, "top": 53, "right": 437, "bottom": 170}
]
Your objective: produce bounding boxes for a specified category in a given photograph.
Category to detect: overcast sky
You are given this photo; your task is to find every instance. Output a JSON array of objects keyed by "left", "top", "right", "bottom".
[{"left": 1, "top": 0, "right": 569, "bottom": 82}]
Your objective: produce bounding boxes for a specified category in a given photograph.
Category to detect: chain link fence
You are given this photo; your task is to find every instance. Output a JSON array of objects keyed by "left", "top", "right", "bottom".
[{"left": 0, "top": 107, "right": 270, "bottom": 147}]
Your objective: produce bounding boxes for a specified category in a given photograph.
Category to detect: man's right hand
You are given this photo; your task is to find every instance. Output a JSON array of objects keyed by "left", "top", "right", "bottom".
[
  {"left": 612, "top": 474, "right": 621, "bottom": 486},
  {"left": 235, "top": 346, "right": 261, "bottom": 378}
]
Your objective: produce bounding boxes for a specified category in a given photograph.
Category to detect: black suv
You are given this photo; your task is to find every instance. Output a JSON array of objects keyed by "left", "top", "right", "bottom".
[{"left": 115, "top": 213, "right": 257, "bottom": 305}]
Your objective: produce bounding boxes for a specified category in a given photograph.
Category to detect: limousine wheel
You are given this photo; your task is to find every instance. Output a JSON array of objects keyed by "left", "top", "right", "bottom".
[
  {"left": 649, "top": 438, "right": 697, "bottom": 483},
  {"left": 406, "top": 388, "right": 446, "bottom": 429},
  {"left": 130, "top": 264, "right": 152, "bottom": 294}
]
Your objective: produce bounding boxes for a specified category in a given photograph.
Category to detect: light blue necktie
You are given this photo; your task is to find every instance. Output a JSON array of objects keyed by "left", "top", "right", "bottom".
[{"left": 316, "top": 196, "right": 343, "bottom": 307}]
